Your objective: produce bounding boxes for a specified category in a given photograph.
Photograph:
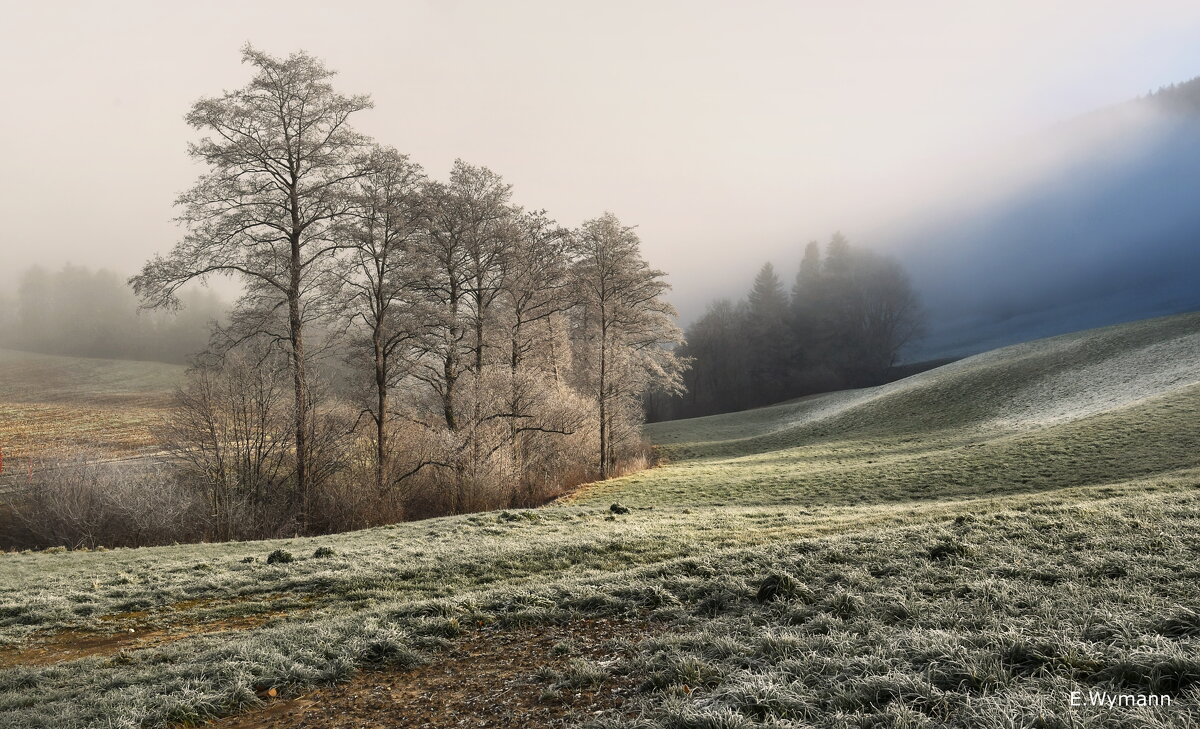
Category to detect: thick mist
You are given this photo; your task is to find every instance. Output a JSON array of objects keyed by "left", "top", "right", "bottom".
[
  {"left": 883, "top": 89, "right": 1200, "bottom": 359},
  {"left": 6, "top": 3, "right": 1200, "bottom": 328},
  {"left": 0, "top": 266, "right": 224, "bottom": 364},
  {"left": 713, "top": 85, "right": 1200, "bottom": 362}
]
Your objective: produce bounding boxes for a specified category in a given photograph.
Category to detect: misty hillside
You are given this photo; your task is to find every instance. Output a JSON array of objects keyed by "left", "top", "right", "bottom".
[{"left": 895, "top": 79, "right": 1200, "bottom": 359}]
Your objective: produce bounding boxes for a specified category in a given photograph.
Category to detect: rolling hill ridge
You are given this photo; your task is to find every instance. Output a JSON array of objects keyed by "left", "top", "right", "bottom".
[{"left": 570, "top": 311, "right": 1200, "bottom": 508}]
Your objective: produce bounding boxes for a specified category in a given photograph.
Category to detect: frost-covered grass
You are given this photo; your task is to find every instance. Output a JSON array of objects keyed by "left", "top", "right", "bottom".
[
  {"left": 572, "top": 384, "right": 1200, "bottom": 509},
  {"left": 3, "top": 486, "right": 1199, "bottom": 728},
  {"left": 1, "top": 312, "right": 1200, "bottom": 728},
  {"left": 581, "top": 489, "right": 1200, "bottom": 729}
]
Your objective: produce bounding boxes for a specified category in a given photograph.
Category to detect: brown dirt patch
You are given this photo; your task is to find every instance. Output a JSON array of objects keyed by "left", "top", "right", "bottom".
[
  {"left": 207, "top": 617, "right": 659, "bottom": 729},
  {"left": 0, "top": 606, "right": 297, "bottom": 668}
]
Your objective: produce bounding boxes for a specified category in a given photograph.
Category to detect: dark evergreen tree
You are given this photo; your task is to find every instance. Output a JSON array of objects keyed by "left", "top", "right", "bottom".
[
  {"left": 788, "top": 240, "right": 823, "bottom": 385},
  {"left": 673, "top": 299, "right": 748, "bottom": 417},
  {"left": 746, "top": 262, "right": 791, "bottom": 405}
]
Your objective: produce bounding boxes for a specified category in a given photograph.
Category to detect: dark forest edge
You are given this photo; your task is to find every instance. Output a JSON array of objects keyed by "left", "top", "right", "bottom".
[{"left": 648, "top": 234, "right": 926, "bottom": 421}]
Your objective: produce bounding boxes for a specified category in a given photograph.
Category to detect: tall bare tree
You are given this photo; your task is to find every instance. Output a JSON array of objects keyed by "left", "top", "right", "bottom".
[
  {"left": 571, "top": 213, "right": 686, "bottom": 478},
  {"left": 411, "top": 164, "right": 474, "bottom": 433},
  {"left": 495, "top": 210, "right": 579, "bottom": 487},
  {"left": 339, "top": 146, "right": 427, "bottom": 493},
  {"left": 130, "top": 46, "right": 372, "bottom": 527},
  {"left": 456, "top": 164, "right": 516, "bottom": 491}
]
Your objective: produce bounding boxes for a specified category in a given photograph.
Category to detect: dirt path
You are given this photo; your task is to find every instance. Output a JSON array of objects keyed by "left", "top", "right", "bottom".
[
  {"left": 0, "top": 597, "right": 302, "bottom": 668},
  {"left": 208, "top": 617, "right": 658, "bottom": 729}
]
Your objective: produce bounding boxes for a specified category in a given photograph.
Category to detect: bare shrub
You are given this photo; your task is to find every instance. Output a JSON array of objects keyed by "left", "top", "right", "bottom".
[
  {"left": 163, "top": 349, "right": 294, "bottom": 540},
  {"left": 162, "top": 346, "right": 353, "bottom": 540},
  {"left": 4, "top": 453, "right": 208, "bottom": 550},
  {"left": 609, "top": 446, "right": 654, "bottom": 480},
  {"left": 312, "top": 463, "right": 405, "bottom": 534}
]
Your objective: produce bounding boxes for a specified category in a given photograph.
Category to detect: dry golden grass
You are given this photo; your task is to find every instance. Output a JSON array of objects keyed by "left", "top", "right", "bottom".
[{"left": 0, "top": 348, "right": 182, "bottom": 462}]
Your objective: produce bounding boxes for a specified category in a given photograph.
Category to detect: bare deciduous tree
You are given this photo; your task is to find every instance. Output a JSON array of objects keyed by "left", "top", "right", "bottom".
[
  {"left": 338, "top": 146, "right": 427, "bottom": 494},
  {"left": 571, "top": 213, "right": 686, "bottom": 478},
  {"left": 405, "top": 162, "right": 517, "bottom": 510},
  {"left": 130, "top": 46, "right": 373, "bottom": 527},
  {"left": 495, "top": 210, "right": 578, "bottom": 481}
]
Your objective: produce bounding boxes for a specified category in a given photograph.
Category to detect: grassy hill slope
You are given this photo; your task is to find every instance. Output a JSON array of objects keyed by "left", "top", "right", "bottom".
[
  {"left": 568, "top": 312, "right": 1200, "bottom": 508},
  {"left": 1, "top": 313, "right": 1199, "bottom": 728}
]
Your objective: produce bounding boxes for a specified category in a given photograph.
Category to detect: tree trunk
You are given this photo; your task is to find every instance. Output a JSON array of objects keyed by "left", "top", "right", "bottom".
[
  {"left": 469, "top": 299, "right": 487, "bottom": 509},
  {"left": 598, "top": 315, "right": 608, "bottom": 480},
  {"left": 288, "top": 236, "right": 310, "bottom": 530},
  {"left": 443, "top": 285, "right": 460, "bottom": 432},
  {"left": 508, "top": 325, "right": 523, "bottom": 500},
  {"left": 374, "top": 318, "right": 387, "bottom": 494}
]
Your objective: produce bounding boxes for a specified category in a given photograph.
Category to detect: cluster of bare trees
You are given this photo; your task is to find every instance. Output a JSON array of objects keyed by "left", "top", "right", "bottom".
[
  {"left": 652, "top": 234, "right": 923, "bottom": 420},
  {"left": 129, "top": 46, "right": 684, "bottom": 537}
]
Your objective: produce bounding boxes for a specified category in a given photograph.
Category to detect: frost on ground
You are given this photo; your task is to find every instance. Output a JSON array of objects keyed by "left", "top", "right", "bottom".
[{"left": 995, "top": 332, "right": 1200, "bottom": 428}]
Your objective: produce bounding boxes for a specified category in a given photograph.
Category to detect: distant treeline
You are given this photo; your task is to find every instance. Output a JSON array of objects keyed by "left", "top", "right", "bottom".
[
  {"left": 649, "top": 234, "right": 924, "bottom": 420},
  {"left": 1145, "top": 76, "right": 1200, "bottom": 114},
  {"left": 0, "top": 265, "right": 224, "bottom": 364}
]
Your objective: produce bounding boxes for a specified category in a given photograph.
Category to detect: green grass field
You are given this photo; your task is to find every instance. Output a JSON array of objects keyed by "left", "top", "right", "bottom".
[{"left": 1, "top": 313, "right": 1199, "bottom": 728}]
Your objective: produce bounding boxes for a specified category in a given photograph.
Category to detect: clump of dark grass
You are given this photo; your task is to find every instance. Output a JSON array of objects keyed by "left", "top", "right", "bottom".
[
  {"left": 754, "top": 572, "right": 805, "bottom": 603},
  {"left": 266, "top": 549, "right": 294, "bottom": 565},
  {"left": 1154, "top": 608, "right": 1200, "bottom": 639},
  {"left": 926, "top": 538, "right": 972, "bottom": 562}
]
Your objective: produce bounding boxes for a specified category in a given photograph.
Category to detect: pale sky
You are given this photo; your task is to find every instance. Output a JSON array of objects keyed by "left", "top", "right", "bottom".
[{"left": 4, "top": 1, "right": 1200, "bottom": 320}]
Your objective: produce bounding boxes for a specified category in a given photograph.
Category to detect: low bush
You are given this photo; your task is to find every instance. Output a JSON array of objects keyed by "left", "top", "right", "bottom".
[
  {"left": 266, "top": 549, "right": 294, "bottom": 565},
  {"left": 1, "top": 453, "right": 208, "bottom": 550}
]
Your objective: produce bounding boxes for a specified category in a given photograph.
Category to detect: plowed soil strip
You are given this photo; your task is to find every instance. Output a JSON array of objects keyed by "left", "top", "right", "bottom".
[{"left": 209, "top": 617, "right": 659, "bottom": 729}]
